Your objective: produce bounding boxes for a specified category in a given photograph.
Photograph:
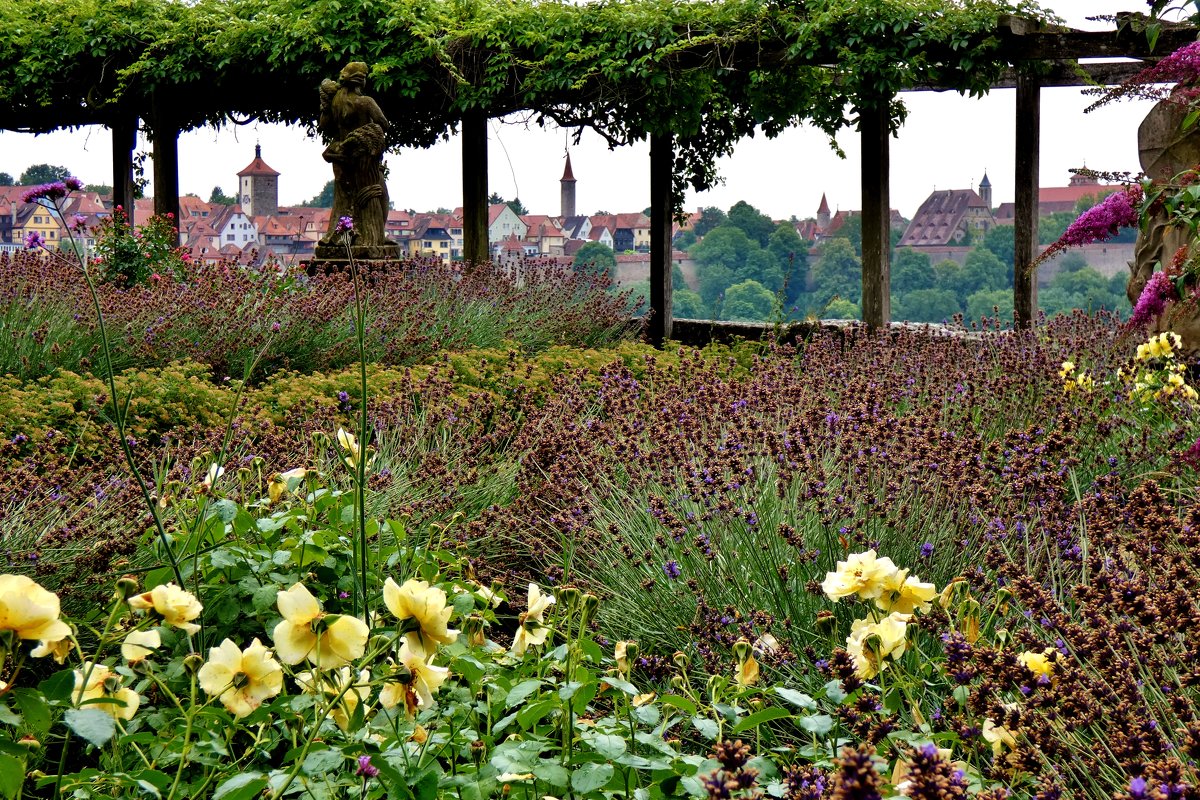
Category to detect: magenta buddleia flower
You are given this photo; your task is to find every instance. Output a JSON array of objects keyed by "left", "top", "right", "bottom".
[
  {"left": 1182, "top": 438, "right": 1200, "bottom": 470},
  {"left": 1129, "top": 271, "right": 1175, "bottom": 328},
  {"left": 335, "top": 216, "right": 354, "bottom": 234},
  {"left": 1035, "top": 185, "right": 1142, "bottom": 268}
]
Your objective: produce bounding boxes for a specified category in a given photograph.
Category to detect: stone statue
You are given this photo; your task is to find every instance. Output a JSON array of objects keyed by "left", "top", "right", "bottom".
[
  {"left": 1128, "top": 100, "right": 1200, "bottom": 354},
  {"left": 313, "top": 61, "right": 400, "bottom": 261}
]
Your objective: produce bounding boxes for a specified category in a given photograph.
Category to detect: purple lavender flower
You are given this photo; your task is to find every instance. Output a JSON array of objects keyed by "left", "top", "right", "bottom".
[
  {"left": 24, "top": 231, "right": 44, "bottom": 250},
  {"left": 336, "top": 216, "right": 354, "bottom": 233},
  {"left": 356, "top": 755, "right": 379, "bottom": 778},
  {"left": 919, "top": 542, "right": 934, "bottom": 558},
  {"left": 1130, "top": 271, "right": 1175, "bottom": 327},
  {"left": 1130, "top": 777, "right": 1147, "bottom": 800},
  {"left": 663, "top": 560, "right": 681, "bottom": 579}
]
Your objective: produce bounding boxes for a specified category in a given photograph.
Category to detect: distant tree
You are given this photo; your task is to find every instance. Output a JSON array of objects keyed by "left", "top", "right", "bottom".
[
  {"left": 674, "top": 229, "right": 698, "bottom": 249},
  {"left": 810, "top": 238, "right": 862, "bottom": 305},
  {"left": 507, "top": 197, "right": 529, "bottom": 216},
  {"left": 834, "top": 214, "right": 863, "bottom": 256},
  {"left": 965, "top": 289, "right": 1015, "bottom": 325},
  {"left": 982, "top": 225, "right": 1015, "bottom": 271},
  {"left": 891, "top": 247, "right": 934, "bottom": 293},
  {"left": 435, "top": 207, "right": 452, "bottom": 215},
  {"left": 1051, "top": 265, "right": 1121, "bottom": 311},
  {"left": 1058, "top": 251, "right": 1088, "bottom": 273},
  {"left": 673, "top": 289, "right": 708, "bottom": 319},
  {"left": 767, "top": 223, "right": 809, "bottom": 304},
  {"left": 573, "top": 241, "right": 617, "bottom": 280},
  {"left": 727, "top": 201, "right": 776, "bottom": 248},
  {"left": 487, "top": 192, "right": 505, "bottom": 205},
  {"left": 85, "top": 183, "right": 112, "bottom": 195},
  {"left": 691, "top": 225, "right": 752, "bottom": 277},
  {"left": 941, "top": 247, "right": 1007, "bottom": 304},
  {"left": 618, "top": 280, "right": 651, "bottom": 315},
  {"left": 303, "top": 181, "right": 335, "bottom": 208},
  {"left": 1039, "top": 211, "right": 1077, "bottom": 244},
  {"left": 745, "top": 248, "right": 785, "bottom": 293},
  {"left": 643, "top": 206, "right": 653, "bottom": 217},
  {"left": 1038, "top": 287, "right": 1083, "bottom": 319},
  {"left": 1109, "top": 272, "right": 1130, "bottom": 301},
  {"left": 824, "top": 298, "right": 861, "bottom": 320},
  {"left": 209, "top": 186, "right": 236, "bottom": 205},
  {"left": 692, "top": 207, "right": 727, "bottom": 238},
  {"left": 0, "top": 172, "right": 12, "bottom": 186},
  {"left": 18, "top": 164, "right": 71, "bottom": 185},
  {"left": 594, "top": 210, "right": 611, "bottom": 216},
  {"left": 672, "top": 262, "right": 686, "bottom": 288},
  {"left": 894, "top": 288, "right": 961, "bottom": 323},
  {"left": 721, "top": 280, "right": 776, "bottom": 321}
]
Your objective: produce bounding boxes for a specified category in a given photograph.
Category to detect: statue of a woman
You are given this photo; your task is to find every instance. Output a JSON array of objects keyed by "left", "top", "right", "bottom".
[{"left": 315, "top": 62, "right": 399, "bottom": 258}]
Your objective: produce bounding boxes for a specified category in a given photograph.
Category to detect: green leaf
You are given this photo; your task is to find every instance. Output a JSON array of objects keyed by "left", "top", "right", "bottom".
[
  {"left": 302, "top": 747, "right": 343, "bottom": 775},
  {"left": 38, "top": 670, "right": 74, "bottom": 704},
  {"left": 731, "top": 707, "right": 792, "bottom": 733},
  {"left": 587, "top": 732, "right": 626, "bottom": 759},
  {"left": 212, "top": 772, "right": 267, "bottom": 800},
  {"left": 691, "top": 716, "right": 719, "bottom": 740},
  {"left": 657, "top": 694, "right": 697, "bottom": 715},
  {"left": 799, "top": 714, "right": 834, "bottom": 736},
  {"left": 600, "top": 676, "right": 638, "bottom": 695},
  {"left": 64, "top": 708, "right": 116, "bottom": 747},
  {"left": 505, "top": 679, "right": 542, "bottom": 709},
  {"left": 824, "top": 679, "right": 847, "bottom": 704},
  {"left": 0, "top": 754, "right": 22, "bottom": 800},
  {"left": 211, "top": 499, "right": 239, "bottom": 523},
  {"left": 774, "top": 688, "right": 817, "bottom": 711},
  {"left": 571, "top": 762, "right": 614, "bottom": 794},
  {"left": 533, "top": 761, "right": 570, "bottom": 787},
  {"left": 516, "top": 698, "right": 557, "bottom": 729},
  {"left": 11, "top": 689, "right": 50, "bottom": 732}
]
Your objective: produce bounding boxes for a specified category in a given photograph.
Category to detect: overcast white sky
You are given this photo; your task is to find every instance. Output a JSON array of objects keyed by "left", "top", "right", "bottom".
[{"left": 0, "top": 0, "right": 1168, "bottom": 220}]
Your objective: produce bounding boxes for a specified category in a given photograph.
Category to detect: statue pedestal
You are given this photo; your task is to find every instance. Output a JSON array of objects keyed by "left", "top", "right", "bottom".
[{"left": 306, "top": 241, "right": 403, "bottom": 274}]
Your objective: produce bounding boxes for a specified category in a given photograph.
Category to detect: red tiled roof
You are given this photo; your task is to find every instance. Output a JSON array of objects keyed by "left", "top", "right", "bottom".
[
  {"left": 237, "top": 145, "right": 280, "bottom": 177},
  {"left": 561, "top": 153, "right": 576, "bottom": 182},
  {"left": 898, "top": 190, "right": 989, "bottom": 247}
]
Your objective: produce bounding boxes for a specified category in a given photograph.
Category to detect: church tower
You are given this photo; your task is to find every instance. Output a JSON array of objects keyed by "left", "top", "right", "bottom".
[
  {"left": 979, "top": 171, "right": 992, "bottom": 209},
  {"left": 560, "top": 153, "right": 577, "bottom": 219},
  {"left": 817, "top": 193, "right": 831, "bottom": 230},
  {"left": 237, "top": 145, "right": 280, "bottom": 218}
]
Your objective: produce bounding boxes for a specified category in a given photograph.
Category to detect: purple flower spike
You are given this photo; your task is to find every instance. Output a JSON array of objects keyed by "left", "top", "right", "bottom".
[
  {"left": 1130, "top": 271, "right": 1175, "bottom": 328},
  {"left": 24, "top": 231, "right": 44, "bottom": 250},
  {"left": 63, "top": 176, "right": 84, "bottom": 191},
  {"left": 356, "top": 755, "right": 379, "bottom": 778},
  {"left": 663, "top": 560, "right": 681, "bottom": 579},
  {"left": 336, "top": 216, "right": 354, "bottom": 234},
  {"left": 1130, "top": 777, "right": 1147, "bottom": 799}
]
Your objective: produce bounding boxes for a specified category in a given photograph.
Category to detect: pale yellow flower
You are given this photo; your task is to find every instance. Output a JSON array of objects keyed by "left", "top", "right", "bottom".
[
  {"left": 0, "top": 574, "right": 72, "bottom": 644},
  {"left": 31, "top": 636, "right": 72, "bottom": 663},
  {"left": 845, "top": 613, "right": 911, "bottom": 679},
  {"left": 511, "top": 583, "right": 555, "bottom": 656},
  {"left": 736, "top": 652, "right": 760, "bottom": 686},
  {"left": 198, "top": 638, "right": 284, "bottom": 719},
  {"left": 632, "top": 692, "right": 657, "bottom": 707},
  {"left": 982, "top": 718, "right": 1018, "bottom": 756},
  {"left": 128, "top": 583, "right": 203, "bottom": 635},
  {"left": 198, "top": 463, "right": 225, "bottom": 493},
  {"left": 383, "top": 578, "right": 458, "bottom": 656},
  {"left": 121, "top": 630, "right": 161, "bottom": 664},
  {"left": 296, "top": 667, "right": 371, "bottom": 731},
  {"left": 1058, "top": 361, "right": 1075, "bottom": 378},
  {"left": 74, "top": 662, "right": 140, "bottom": 721},
  {"left": 336, "top": 428, "right": 362, "bottom": 470},
  {"left": 614, "top": 640, "right": 633, "bottom": 674},
  {"left": 268, "top": 467, "right": 311, "bottom": 504},
  {"left": 271, "top": 583, "right": 368, "bottom": 668},
  {"left": 1017, "top": 650, "right": 1054, "bottom": 680},
  {"left": 379, "top": 640, "right": 450, "bottom": 718},
  {"left": 821, "top": 550, "right": 899, "bottom": 602},
  {"left": 875, "top": 570, "right": 937, "bottom": 615}
]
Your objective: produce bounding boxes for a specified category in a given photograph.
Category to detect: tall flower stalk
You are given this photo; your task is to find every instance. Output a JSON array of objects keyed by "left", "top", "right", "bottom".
[
  {"left": 335, "top": 216, "right": 373, "bottom": 624},
  {"left": 24, "top": 181, "right": 186, "bottom": 589}
]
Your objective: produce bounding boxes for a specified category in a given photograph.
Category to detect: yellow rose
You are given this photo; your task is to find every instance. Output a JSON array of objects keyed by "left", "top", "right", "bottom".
[
  {"left": 198, "top": 638, "right": 283, "bottom": 718},
  {"left": 296, "top": 667, "right": 372, "bottom": 731},
  {"left": 845, "top": 613, "right": 910, "bottom": 678},
  {"left": 271, "top": 583, "right": 368, "bottom": 668},
  {"left": 1017, "top": 650, "right": 1053, "bottom": 680},
  {"left": 820, "top": 550, "right": 899, "bottom": 602},
  {"left": 336, "top": 428, "right": 362, "bottom": 470},
  {"left": 383, "top": 578, "right": 458, "bottom": 657},
  {"left": 614, "top": 640, "right": 633, "bottom": 674},
  {"left": 121, "top": 630, "right": 161, "bottom": 664},
  {"left": 74, "top": 663, "right": 140, "bottom": 721},
  {"left": 128, "top": 583, "right": 203, "bottom": 635},
  {"left": 379, "top": 639, "right": 449, "bottom": 718},
  {"left": 511, "top": 583, "right": 555, "bottom": 656},
  {"left": 875, "top": 570, "right": 937, "bottom": 615},
  {"left": 0, "top": 575, "right": 72, "bottom": 644},
  {"left": 982, "top": 718, "right": 1018, "bottom": 756},
  {"left": 31, "top": 636, "right": 72, "bottom": 663}
]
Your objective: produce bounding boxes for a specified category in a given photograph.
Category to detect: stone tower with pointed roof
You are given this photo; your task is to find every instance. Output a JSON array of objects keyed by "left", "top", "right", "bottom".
[
  {"left": 560, "top": 153, "right": 577, "bottom": 219},
  {"left": 237, "top": 145, "right": 280, "bottom": 218},
  {"left": 817, "top": 193, "right": 831, "bottom": 230},
  {"left": 979, "top": 171, "right": 992, "bottom": 209}
]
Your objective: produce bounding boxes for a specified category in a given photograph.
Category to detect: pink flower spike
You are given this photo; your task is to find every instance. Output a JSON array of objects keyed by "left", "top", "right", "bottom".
[{"left": 1130, "top": 271, "right": 1175, "bottom": 328}]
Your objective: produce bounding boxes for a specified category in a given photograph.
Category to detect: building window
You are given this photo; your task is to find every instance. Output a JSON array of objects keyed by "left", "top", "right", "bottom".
[{"left": 227, "top": 234, "right": 235, "bottom": 241}]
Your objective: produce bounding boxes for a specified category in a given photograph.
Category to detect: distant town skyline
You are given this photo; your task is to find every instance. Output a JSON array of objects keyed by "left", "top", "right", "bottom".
[{"left": 0, "top": 0, "right": 1170, "bottom": 221}]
